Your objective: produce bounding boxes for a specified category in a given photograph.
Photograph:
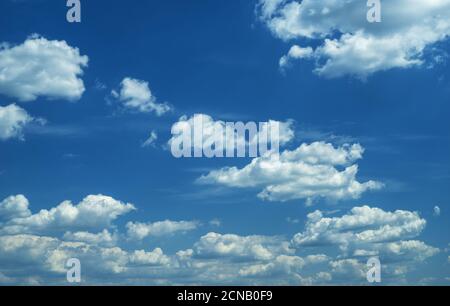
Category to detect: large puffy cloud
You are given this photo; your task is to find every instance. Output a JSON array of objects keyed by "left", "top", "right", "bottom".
[
  {"left": 126, "top": 220, "right": 199, "bottom": 240},
  {"left": 0, "top": 195, "right": 135, "bottom": 235},
  {"left": 0, "top": 104, "right": 35, "bottom": 141},
  {"left": 292, "top": 206, "right": 439, "bottom": 267},
  {"left": 293, "top": 206, "right": 427, "bottom": 248},
  {"left": 258, "top": 0, "right": 450, "bottom": 78},
  {"left": 199, "top": 142, "right": 383, "bottom": 203},
  {"left": 0, "top": 234, "right": 172, "bottom": 277},
  {"left": 192, "top": 232, "right": 293, "bottom": 261},
  {"left": 0, "top": 195, "right": 31, "bottom": 221},
  {"left": 112, "top": 77, "right": 172, "bottom": 115},
  {"left": 0, "top": 35, "right": 88, "bottom": 101},
  {"left": 0, "top": 195, "right": 186, "bottom": 284}
]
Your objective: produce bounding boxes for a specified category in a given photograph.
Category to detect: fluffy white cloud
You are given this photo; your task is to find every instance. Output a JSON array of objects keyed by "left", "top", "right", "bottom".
[
  {"left": 112, "top": 78, "right": 172, "bottom": 115},
  {"left": 129, "top": 248, "right": 171, "bottom": 266},
  {"left": 199, "top": 142, "right": 382, "bottom": 203},
  {"left": 329, "top": 259, "right": 366, "bottom": 280},
  {"left": 62, "top": 230, "right": 118, "bottom": 247},
  {"left": 193, "top": 232, "right": 293, "bottom": 261},
  {"left": 292, "top": 206, "right": 439, "bottom": 264},
  {"left": 293, "top": 206, "right": 426, "bottom": 247},
  {"left": 258, "top": 0, "right": 450, "bottom": 78},
  {"left": 0, "top": 195, "right": 135, "bottom": 235},
  {"left": 279, "top": 45, "right": 314, "bottom": 69},
  {"left": 126, "top": 220, "right": 199, "bottom": 240},
  {"left": 0, "top": 104, "right": 35, "bottom": 140},
  {"left": 0, "top": 195, "right": 31, "bottom": 221},
  {"left": 0, "top": 35, "right": 88, "bottom": 101}
]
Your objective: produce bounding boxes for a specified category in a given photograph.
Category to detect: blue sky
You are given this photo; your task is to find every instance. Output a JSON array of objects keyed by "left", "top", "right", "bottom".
[{"left": 0, "top": 0, "right": 449, "bottom": 285}]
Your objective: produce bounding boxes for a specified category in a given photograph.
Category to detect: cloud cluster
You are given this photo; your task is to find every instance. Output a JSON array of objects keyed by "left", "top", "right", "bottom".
[
  {"left": 112, "top": 78, "right": 172, "bottom": 115},
  {"left": 0, "top": 35, "right": 88, "bottom": 101},
  {"left": 200, "top": 142, "right": 383, "bottom": 203},
  {"left": 292, "top": 206, "right": 439, "bottom": 266},
  {"left": 0, "top": 195, "right": 135, "bottom": 236},
  {"left": 0, "top": 194, "right": 439, "bottom": 285},
  {"left": 258, "top": 0, "right": 450, "bottom": 78}
]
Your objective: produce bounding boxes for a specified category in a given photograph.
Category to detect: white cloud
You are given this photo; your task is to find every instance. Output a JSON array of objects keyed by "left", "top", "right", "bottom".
[
  {"left": 0, "top": 195, "right": 135, "bottom": 235},
  {"left": 279, "top": 45, "right": 314, "bottom": 69},
  {"left": 63, "top": 230, "right": 118, "bottom": 247},
  {"left": 0, "top": 104, "right": 34, "bottom": 140},
  {"left": 292, "top": 206, "right": 439, "bottom": 266},
  {"left": 0, "top": 234, "right": 60, "bottom": 267},
  {"left": 0, "top": 195, "right": 31, "bottom": 221},
  {"left": 258, "top": 0, "right": 450, "bottom": 78},
  {"left": 129, "top": 248, "right": 171, "bottom": 266},
  {"left": 199, "top": 142, "right": 382, "bottom": 203},
  {"left": 329, "top": 259, "right": 366, "bottom": 280},
  {"left": 126, "top": 220, "right": 198, "bottom": 240},
  {"left": 193, "top": 232, "right": 293, "bottom": 261},
  {"left": 293, "top": 206, "right": 427, "bottom": 247},
  {"left": 113, "top": 77, "right": 172, "bottom": 115},
  {"left": 0, "top": 35, "right": 88, "bottom": 101}
]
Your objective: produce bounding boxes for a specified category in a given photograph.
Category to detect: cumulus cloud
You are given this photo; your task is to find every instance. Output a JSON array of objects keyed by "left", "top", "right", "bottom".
[
  {"left": 192, "top": 232, "right": 293, "bottom": 261},
  {"left": 199, "top": 142, "right": 383, "bottom": 203},
  {"left": 0, "top": 195, "right": 135, "bottom": 235},
  {"left": 29, "top": 235, "right": 171, "bottom": 275},
  {"left": 0, "top": 35, "right": 88, "bottom": 101},
  {"left": 126, "top": 220, "right": 199, "bottom": 240},
  {"left": 279, "top": 45, "right": 314, "bottom": 69},
  {"left": 292, "top": 206, "right": 439, "bottom": 265},
  {"left": 0, "top": 195, "right": 187, "bottom": 283},
  {"left": 112, "top": 78, "right": 172, "bottom": 115},
  {"left": 129, "top": 248, "right": 171, "bottom": 266},
  {"left": 0, "top": 104, "right": 35, "bottom": 141},
  {"left": 62, "top": 230, "right": 118, "bottom": 247},
  {"left": 0, "top": 195, "right": 31, "bottom": 221},
  {"left": 258, "top": 0, "right": 450, "bottom": 78}
]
